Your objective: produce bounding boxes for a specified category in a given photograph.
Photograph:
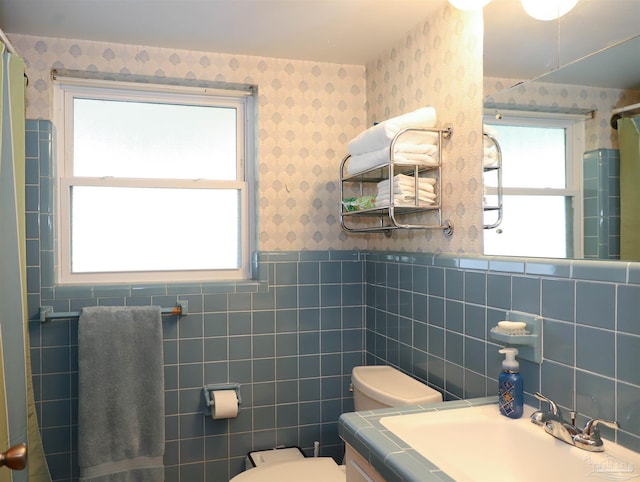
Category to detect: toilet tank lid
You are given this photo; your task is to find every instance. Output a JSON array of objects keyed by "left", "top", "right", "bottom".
[{"left": 351, "top": 366, "right": 442, "bottom": 406}]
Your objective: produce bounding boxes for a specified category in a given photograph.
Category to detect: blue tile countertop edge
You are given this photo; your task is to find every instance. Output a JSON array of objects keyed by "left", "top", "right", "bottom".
[{"left": 338, "top": 396, "right": 497, "bottom": 482}]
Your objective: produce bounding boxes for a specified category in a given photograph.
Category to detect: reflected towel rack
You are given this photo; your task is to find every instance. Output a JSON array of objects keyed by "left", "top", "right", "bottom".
[{"left": 39, "top": 301, "right": 188, "bottom": 323}]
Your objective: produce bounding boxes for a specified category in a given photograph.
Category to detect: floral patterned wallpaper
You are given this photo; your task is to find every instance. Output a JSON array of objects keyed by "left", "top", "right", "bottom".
[
  {"left": 10, "top": 5, "right": 484, "bottom": 255},
  {"left": 485, "top": 76, "right": 640, "bottom": 151},
  {"left": 365, "top": 7, "right": 484, "bottom": 254}
]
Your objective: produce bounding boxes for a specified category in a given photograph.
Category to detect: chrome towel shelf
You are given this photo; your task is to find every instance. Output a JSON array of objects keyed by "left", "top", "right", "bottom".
[{"left": 38, "top": 300, "right": 188, "bottom": 323}]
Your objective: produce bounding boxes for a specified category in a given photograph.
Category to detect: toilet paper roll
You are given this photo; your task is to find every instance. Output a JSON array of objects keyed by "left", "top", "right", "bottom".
[{"left": 211, "top": 390, "right": 239, "bottom": 419}]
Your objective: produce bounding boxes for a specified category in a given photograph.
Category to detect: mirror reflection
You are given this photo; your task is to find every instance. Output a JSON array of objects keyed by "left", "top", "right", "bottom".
[{"left": 483, "top": 0, "right": 640, "bottom": 260}]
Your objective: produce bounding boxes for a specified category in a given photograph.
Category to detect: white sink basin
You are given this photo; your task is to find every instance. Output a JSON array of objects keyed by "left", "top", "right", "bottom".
[{"left": 380, "top": 404, "right": 640, "bottom": 482}]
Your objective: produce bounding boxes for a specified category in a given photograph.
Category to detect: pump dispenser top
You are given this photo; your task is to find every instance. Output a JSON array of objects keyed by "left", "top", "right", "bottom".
[{"left": 499, "top": 348, "right": 519, "bottom": 371}]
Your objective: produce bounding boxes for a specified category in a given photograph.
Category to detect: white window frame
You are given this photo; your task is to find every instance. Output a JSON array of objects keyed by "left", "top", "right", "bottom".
[
  {"left": 483, "top": 109, "right": 585, "bottom": 258},
  {"left": 53, "top": 76, "right": 256, "bottom": 284}
]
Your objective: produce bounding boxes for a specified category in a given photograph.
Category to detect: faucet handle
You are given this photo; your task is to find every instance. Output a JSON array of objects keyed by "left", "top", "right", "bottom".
[
  {"left": 583, "top": 418, "right": 619, "bottom": 436},
  {"left": 574, "top": 418, "right": 619, "bottom": 452},
  {"left": 531, "top": 392, "right": 563, "bottom": 425},
  {"left": 534, "top": 392, "right": 562, "bottom": 416}
]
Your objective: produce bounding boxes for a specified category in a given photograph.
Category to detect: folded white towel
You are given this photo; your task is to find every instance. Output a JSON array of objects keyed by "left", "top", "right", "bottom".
[
  {"left": 346, "top": 149, "right": 438, "bottom": 175},
  {"left": 345, "top": 151, "right": 385, "bottom": 175},
  {"left": 377, "top": 189, "right": 437, "bottom": 201},
  {"left": 377, "top": 182, "right": 435, "bottom": 196},
  {"left": 377, "top": 174, "right": 436, "bottom": 189},
  {"left": 394, "top": 143, "right": 438, "bottom": 155},
  {"left": 394, "top": 153, "right": 438, "bottom": 165},
  {"left": 375, "top": 192, "right": 437, "bottom": 208},
  {"left": 348, "top": 107, "right": 437, "bottom": 156}
]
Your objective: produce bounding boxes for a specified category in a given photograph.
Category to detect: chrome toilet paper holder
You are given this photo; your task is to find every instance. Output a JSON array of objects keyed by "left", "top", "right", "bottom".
[{"left": 203, "top": 383, "right": 241, "bottom": 417}]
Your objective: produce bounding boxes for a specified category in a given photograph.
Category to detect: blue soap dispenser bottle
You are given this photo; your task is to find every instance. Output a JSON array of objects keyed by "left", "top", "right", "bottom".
[{"left": 498, "top": 348, "right": 523, "bottom": 419}]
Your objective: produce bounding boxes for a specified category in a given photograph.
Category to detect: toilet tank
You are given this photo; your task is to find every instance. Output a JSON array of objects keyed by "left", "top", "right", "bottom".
[{"left": 351, "top": 366, "right": 442, "bottom": 411}]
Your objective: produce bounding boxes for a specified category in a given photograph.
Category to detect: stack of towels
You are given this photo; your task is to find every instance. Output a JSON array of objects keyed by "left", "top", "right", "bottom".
[
  {"left": 375, "top": 174, "right": 437, "bottom": 208},
  {"left": 346, "top": 107, "right": 439, "bottom": 175}
]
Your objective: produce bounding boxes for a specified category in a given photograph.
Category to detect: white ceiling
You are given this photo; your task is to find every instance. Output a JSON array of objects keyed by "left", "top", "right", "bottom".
[
  {"left": 1, "top": 0, "right": 639, "bottom": 88},
  {"left": 483, "top": 0, "right": 640, "bottom": 89},
  {"left": 0, "top": 0, "right": 444, "bottom": 65}
]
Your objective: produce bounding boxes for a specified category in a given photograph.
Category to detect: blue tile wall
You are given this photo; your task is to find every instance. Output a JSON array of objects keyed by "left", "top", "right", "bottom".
[
  {"left": 364, "top": 252, "right": 640, "bottom": 454},
  {"left": 25, "top": 121, "right": 364, "bottom": 482},
  {"left": 25, "top": 120, "right": 639, "bottom": 481},
  {"left": 583, "top": 149, "right": 620, "bottom": 259}
]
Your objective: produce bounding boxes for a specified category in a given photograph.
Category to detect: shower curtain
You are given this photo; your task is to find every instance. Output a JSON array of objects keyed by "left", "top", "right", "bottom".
[
  {"left": 618, "top": 115, "right": 640, "bottom": 261},
  {"left": 0, "top": 43, "right": 51, "bottom": 481}
]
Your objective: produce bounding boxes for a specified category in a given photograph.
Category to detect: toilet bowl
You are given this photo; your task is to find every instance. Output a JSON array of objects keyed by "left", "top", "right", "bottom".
[
  {"left": 229, "top": 458, "right": 346, "bottom": 482},
  {"left": 228, "top": 365, "right": 441, "bottom": 481}
]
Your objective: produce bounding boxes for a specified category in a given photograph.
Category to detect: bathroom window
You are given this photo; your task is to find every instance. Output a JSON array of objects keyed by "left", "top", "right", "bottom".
[
  {"left": 53, "top": 76, "right": 255, "bottom": 284},
  {"left": 483, "top": 111, "right": 584, "bottom": 258}
]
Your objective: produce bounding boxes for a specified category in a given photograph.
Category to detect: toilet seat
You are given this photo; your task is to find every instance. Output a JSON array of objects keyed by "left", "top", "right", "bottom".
[{"left": 229, "top": 458, "right": 346, "bottom": 482}]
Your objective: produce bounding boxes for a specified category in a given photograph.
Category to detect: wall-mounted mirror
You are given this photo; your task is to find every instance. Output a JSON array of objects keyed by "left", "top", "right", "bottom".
[{"left": 483, "top": 0, "right": 640, "bottom": 260}]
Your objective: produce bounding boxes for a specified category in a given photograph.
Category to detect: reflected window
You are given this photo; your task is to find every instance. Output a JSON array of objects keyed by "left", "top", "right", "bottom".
[{"left": 483, "top": 112, "right": 584, "bottom": 258}]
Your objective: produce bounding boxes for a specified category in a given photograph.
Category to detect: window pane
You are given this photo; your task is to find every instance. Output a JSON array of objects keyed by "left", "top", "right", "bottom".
[
  {"left": 492, "top": 125, "right": 566, "bottom": 189},
  {"left": 484, "top": 195, "right": 573, "bottom": 258},
  {"left": 73, "top": 99, "right": 237, "bottom": 180},
  {"left": 71, "top": 186, "right": 241, "bottom": 273}
]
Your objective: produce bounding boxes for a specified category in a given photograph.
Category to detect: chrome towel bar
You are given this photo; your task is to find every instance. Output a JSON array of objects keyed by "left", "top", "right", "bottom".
[{"left": 38, "top": 301, "right": 188, "bottom": 323}]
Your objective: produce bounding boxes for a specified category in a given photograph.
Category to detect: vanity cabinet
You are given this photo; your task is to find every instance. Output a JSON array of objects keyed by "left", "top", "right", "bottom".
[
  {"left": 339, "top": 126, "right": 453, "bottom": 237},
  {"left": 344, "top": 444, "right": 386, "bottom": 482}
]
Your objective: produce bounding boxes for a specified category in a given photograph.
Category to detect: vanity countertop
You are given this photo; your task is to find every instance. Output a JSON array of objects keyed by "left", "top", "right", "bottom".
[{"left": 338, "top": 396, "right": 497, "bottom": 482}]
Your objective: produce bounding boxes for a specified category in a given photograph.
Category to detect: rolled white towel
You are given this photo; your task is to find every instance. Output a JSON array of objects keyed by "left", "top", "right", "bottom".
[{"left": 348, "top": 107, "right": 437, "bottom": 156}]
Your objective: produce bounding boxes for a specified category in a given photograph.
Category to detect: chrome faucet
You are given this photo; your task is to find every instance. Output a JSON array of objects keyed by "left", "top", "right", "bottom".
[
  {"left": 530, "top": 392, "right": 563, "bottom": 425},
  {"left": 573, "top": 419, "right": 620, "bottom": 451},
  {"left": 530, "top": 392, "right": 619, "bottom": 452}
]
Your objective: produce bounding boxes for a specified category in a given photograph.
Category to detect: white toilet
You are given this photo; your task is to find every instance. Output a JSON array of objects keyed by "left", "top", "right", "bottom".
[
  {"left": 350, "top": 365, "right": 442, "bottom": 410},
  {"left": 229, "top": 365, "right": 442, "bottom": 482}
]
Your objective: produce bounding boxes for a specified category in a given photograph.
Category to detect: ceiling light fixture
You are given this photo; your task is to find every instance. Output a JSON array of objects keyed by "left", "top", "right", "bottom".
[
  {"left": 448, "top": 0, "right": 580, "bottom": 21},
  {"left": 447, "top": 0, "right": 493, "bottom": 11},
  {"left": 520, "top": 0, "right": 579, "bottom": 21}
]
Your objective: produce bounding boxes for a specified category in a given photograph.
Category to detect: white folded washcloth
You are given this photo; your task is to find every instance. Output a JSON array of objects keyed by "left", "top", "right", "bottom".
[{"left": 348, "top": 107, "right": 438, "bottom": 156}]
